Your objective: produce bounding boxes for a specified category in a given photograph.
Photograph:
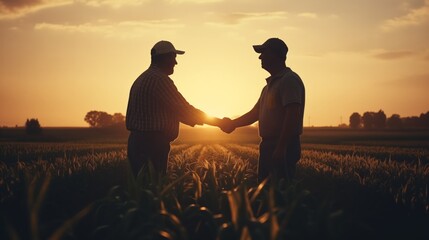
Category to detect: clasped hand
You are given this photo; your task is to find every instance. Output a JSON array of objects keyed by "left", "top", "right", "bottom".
[{"left": 218, "top": 117, "right": 235, "bottom": 134}]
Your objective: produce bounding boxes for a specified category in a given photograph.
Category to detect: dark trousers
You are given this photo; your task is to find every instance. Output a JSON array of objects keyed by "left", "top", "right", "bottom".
[
  {"left": 258, "top": 136, "right": 301, "bottom": 183},
  {"left": 127, "top": 131, "right": 171, "bottom": 178}
]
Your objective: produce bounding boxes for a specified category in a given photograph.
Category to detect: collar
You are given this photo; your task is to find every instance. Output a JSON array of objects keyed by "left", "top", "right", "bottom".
[
  {"left": 149, "top": 64, "right": 167, "bottom": 76},
  {"left": 149, "top": 64, "right": 161, "bottom": 72},
  {"left": 265, "top": 67, "right": 291, "bottom": 84}
]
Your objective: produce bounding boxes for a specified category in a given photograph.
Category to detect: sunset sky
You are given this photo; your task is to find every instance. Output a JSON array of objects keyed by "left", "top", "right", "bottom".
[{"left": 1, "top": 0, "right": 429, "bottom": 127}]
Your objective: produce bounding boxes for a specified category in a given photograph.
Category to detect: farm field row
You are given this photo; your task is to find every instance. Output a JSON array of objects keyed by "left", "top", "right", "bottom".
[{"left": 0, "top": 142, "right": 428, "bottom": 239}]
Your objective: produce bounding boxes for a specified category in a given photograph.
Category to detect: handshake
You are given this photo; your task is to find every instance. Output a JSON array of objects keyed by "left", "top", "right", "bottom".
[
  {"left": 208, "top": 117, "right": 236, "bottom": 134},
  {"left": 218, "top": 117, "right": 236, "bottom": 134}
]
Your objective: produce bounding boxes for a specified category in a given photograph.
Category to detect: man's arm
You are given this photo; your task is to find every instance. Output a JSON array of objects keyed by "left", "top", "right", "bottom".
[
  {"left": 232, "top": 107, "right": 259, "bottom": 128},
  {"left": 157, "top": 78, "right": 230, "bottom": 128},
  {"left": 272, "top": 103, "right": 301, "bottom": 160},
  {"left": 204, "top": 116, "right": 226, "bottom": 127},
  {"left": 157, "top": 78, "right": 207, "bottom": 126}
]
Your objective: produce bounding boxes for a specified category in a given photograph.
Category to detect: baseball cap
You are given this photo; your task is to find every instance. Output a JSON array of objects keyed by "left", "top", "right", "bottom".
[
  {"left": 253, "top": 38, "right": 288, "bottom": 58},
  {"left": 151, "top": 40, "right": 185, "bottom": 56}
]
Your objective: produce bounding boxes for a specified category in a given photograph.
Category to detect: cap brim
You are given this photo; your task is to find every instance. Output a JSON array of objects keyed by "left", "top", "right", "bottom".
[
  {"left": 253, "top": 45, "right": 265, "bottom": 53},
  {"left": 175, "top": 50, "right": 185, "bottom": 55}
]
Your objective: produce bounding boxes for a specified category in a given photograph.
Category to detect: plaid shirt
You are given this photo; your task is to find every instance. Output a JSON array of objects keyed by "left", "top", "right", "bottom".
[{"left": 126, "top": 66, "right": 206, "bottom": 141}]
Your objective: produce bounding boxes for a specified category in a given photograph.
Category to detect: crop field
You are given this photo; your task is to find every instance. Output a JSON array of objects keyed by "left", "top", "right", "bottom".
[{"left": 1, "top": 129, "right": 429, "bottom": 240}]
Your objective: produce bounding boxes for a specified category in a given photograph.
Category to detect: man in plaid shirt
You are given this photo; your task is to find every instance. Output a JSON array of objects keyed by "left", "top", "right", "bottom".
[{"left": 126, "top": 40, "right": 225, "bottom": 178}]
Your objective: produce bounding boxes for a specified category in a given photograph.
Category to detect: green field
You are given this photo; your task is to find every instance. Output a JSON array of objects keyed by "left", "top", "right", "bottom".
[{"left": 1, "top": 127, "right": 429, "bottom": 239}]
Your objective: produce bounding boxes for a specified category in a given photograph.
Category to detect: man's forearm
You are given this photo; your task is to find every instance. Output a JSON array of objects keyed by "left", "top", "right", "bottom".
[
  {"left": 178, "top": 107, "right": 207, "bottom": 126},
  {"left": 232, "top": 109, "right": 258, "bottom": 128},
  {"left": 204, "top": 116, "right": 223, "bottom": 126}
]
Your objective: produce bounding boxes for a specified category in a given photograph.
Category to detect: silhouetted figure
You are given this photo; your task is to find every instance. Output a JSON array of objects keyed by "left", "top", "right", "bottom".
[
  {"left": 221, "top": 38, "right": 305, "bottom": 182},
  {"left": 126, "top": 40, "right": 226, "bottom": 178}
]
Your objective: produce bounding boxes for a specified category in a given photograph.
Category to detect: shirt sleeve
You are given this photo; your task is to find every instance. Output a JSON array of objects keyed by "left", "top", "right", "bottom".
[
  {"left": 251, "top": 92, "right": 261, "bottom": 116},
  {"left": 281, "top": 74, "right": 303, "bottom": 107},
  {"left": 157, "top": 77, "right": 206, "bottom": 126}
]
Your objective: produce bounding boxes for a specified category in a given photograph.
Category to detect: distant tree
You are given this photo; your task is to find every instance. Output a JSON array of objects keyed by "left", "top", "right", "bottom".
[
  {"left": 402, "top": 116, "right": 421, "bottom": 129},
  {"left": 349, "top": 112, "right": 361, "bottom": 129},
  {"left": 84, "top": 111, "right": 100, "bottom": 127},
  {"left": 84, "top": 111, "right": 113, "bottom": 128},
  {"left": 98, "top": 112, "right": 113, "bottom": 127},
  {"left": 112, "top": 113, "right": 125, "bottom": 125},
  {"left": 25, "top": 118, "right": 42, "bottom": 135},
  {"left": 111, "top": 113, "right": 126, "bottom": 129},
  {"left": 420, "top": 111, "right": 429, "bottom": 128},
  {"left": 374, "top": 110, "right": 386, "bottom": 129},
  {"left": 362, "top": 112, "right": 375, "bottom": 129},
  {"left": 351, "top": 110, "right": 429, "bottom": 130},
  {"left": 401, "top": 112, "right": 429, "bottom": 129},
  {"left": 84, "top": 111, "right": 125, "bottom": 128},
  {"left": 387, "top": 114, "right": 402, "bottom": 129}
]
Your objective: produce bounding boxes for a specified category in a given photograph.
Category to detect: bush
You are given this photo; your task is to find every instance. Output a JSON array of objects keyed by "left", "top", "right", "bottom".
[{"left": 25, "top": 118, "right": 42, "bottom": 135}]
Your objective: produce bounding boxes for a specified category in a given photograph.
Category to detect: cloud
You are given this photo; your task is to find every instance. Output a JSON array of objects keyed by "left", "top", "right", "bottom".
[
  {"left": 372, "top": 50, "right": 415, "bottom": 60},
  {"left": 388, "top": 73, "right": 429, "bottom": 88},
  {"left": 0, "top": 0, "right": 71, "bottom": 19},
  {"left": 381, "top": 0, "right": 429, "bottom": 31},
  {"left": 34, "top": 19, "right": 184, "bottom": 38},
  {"left": 212, "top": 11, "right": 288, "bottom": 25},
  {"left": 168, "top": 0, "right": 222, "bottom": 3},
  {"left": 76, "top": 0, "right": 149, "bottom": 8},
  {"left": 0, "top": 0, "right": 153, "bottom": 19},
  {"left": 298, "top": 12, "right": 318, "bottom": 19},
  {"left": 0, "top": 0, "right": 44, "bottom": 10}
]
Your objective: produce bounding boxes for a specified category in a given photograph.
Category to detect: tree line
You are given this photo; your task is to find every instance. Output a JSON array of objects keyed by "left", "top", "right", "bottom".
[
  {"left": 349, "top": 110, "right": 429, "bottom": 129},
  {"left": 84, "top": 111, "right": 125, "bottom": 128},
  {"left": 20, "top": 111, "right": 125, "bottom": 135},
  {"left": 19, "top": 110, "right": 429, "bottom": 134}
]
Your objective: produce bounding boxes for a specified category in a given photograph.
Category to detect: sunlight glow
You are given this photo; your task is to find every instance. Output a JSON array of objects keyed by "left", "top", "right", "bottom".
[{"left": 1, "top": 0, "right": 428, "bottom": 127}]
